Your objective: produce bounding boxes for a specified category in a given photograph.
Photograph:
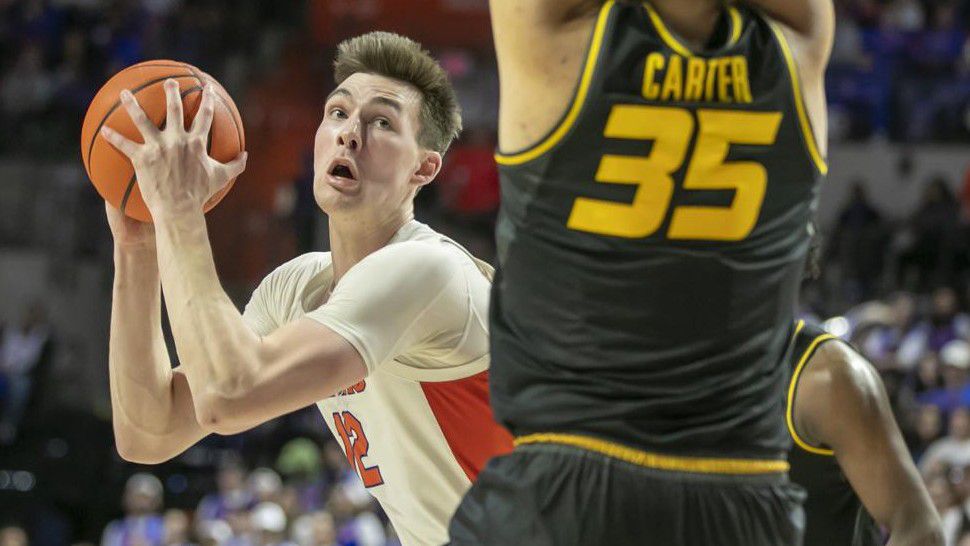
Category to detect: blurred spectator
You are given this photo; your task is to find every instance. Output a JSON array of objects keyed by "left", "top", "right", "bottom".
[
  {"left": 912, "top": 404, "right": 945, "bottom": 460},
  {"left": 0, "top": 300, "right": 54, "bottom": 444},
  {"left": 898, "top": 287, "right": 970, "bottom": 369},
  {"left": 249, "top": 468, "right": 283, "bottom": 505},
  {"left": 436, "top": 129, "right": 499, "bottom": 216},
  {"left": 883, "top": 0, "right": 926, "bottom": 31},
  {"left": 921, "top": 407, "right": 970, "bottom": 473},
  {"left": 830, "top": 181, "right": 886, "bottom": 301},
  {"left": 290, "top": 512, "right": 338, "bottom": 546},
  {"left": 250, "top": 503, "right": 294, "bottom": 546},
  {"left": 857, "top": 292, "right": 918, "bottom": 366},
  {"left": 896, "top": 178, "right": 962, "bottom": 289},
  {"left": 196, "top": 460, "right": 257, "bottom": 532},
  {"left": 162, "top": 510, "right": 194, "bottom": 546},
  {"left": 276, "top": 438, "right": 327, "bottom": 513},
  {"left": 914, "top": 352, "right": 945, "bottom": 394},
  {"left": 326, "top": 486, "right": 384, "bottom": 546},
  {"left": 101, "top": 473, "right": 166, "bottom": 546},
  {"left": 0, "top": 526, "right": 28, "bottom": 546},
  {"left": 927, "top": 473, "right": 966, "bottom": 546}
]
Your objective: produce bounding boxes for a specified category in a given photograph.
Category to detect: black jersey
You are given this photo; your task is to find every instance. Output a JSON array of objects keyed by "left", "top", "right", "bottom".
[
  {"left": 490, "top": 0, "right": 826, "bottom": 458},
  {"left": 787, "top": 321, "right": 881, "bottom": 546}
]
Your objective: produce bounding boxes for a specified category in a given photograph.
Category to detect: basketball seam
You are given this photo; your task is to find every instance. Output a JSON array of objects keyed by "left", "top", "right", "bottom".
[
  {"left": 177, "top": 63, "right": 240, "bottom": 204},
  {"left": 119, "top": 86, "right": 203, "bottom": 215},
  {"left": 184, "top": 64, "right": 244, "bottom": 151},
  {"left": 85, "top": 73, "right": 198, "bottom": 174}
]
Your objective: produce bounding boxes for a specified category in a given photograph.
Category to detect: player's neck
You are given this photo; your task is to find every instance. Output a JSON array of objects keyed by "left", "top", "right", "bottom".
[
  {"left": 649, "top": 0, "right": 724, "bottom": 51},
  {"left": 328, "top": 211, "right": 413, "bottom": 286}
]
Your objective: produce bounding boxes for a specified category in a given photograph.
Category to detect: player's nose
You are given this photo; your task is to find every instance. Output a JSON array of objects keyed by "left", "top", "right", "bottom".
[{"left": 336, "top": 119, "right": 361, "bottom": 151}]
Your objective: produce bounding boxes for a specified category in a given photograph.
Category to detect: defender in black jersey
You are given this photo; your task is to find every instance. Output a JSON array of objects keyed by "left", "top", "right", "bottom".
[
  {"left": 450, "top": 0, "right": 834, "bottom": 544},
  {"left": 788, "top": 321, "right": 941, "bottom": 546}
]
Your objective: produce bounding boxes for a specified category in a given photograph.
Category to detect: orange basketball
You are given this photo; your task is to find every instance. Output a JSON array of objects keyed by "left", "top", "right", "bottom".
[{"left": 80, "top": 60, "right": 245, "bottom": 222}]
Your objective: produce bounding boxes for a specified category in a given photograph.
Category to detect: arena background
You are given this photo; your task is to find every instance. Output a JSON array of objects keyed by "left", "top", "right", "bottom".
[{"left": 1, "top": 1, "right": 969, "bottom": 545}]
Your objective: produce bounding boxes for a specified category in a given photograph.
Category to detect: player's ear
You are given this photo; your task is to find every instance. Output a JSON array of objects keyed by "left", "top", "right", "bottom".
[{"left": 412, "top": 150, "right": 442, "bottom": 189}]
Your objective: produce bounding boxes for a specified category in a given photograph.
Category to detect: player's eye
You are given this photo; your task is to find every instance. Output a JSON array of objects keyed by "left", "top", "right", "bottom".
[
  {"left": 373, "top": 117, "right": 392, "bottom": 130},
  {"left": 329, "top": 107, "right": 347, "bottom": 120}
]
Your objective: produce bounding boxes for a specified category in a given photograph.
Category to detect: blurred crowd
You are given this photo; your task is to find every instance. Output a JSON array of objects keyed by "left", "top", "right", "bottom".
[
  {"left": 2, "top": 437, "right": 402, "bottom": 546},
  {"left": 2, "top": 0, "right": 970, "bottom": 545},
  {"left": 0, "top": 0, "right": 302, "bottom": 157},
  {"left": 2, "top": 0, "right": 970, "bottom": 156},
  {"left": 824, "top": 0, "right": 970, "bottom": 140}
]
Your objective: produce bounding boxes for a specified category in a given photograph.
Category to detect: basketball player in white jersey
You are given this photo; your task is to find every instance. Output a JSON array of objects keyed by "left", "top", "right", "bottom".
[{"left": 100, "top": 32, "right": 513, "bottom": 546}]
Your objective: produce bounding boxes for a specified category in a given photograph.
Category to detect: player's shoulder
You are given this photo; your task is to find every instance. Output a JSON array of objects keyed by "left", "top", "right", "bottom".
[
  {"left": 254, "top": 251, "right": 333, "bottom": 301},
  {"left": 365, "top": 238, "right": 466, "bottom": 285},
  {"left": 800, "top": 335, "right": 883, "bottom": 409},
  {"left": 263, "top": 252, "right": 332, "bottom": 282},
  {"left": 372, "top": 221, "right": 490, "bottom": 280}
]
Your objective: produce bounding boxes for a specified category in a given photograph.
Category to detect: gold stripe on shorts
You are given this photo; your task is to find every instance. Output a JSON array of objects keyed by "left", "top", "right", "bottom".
[{"left": 515, "top": 432, "right": 789, "bottom": 475}]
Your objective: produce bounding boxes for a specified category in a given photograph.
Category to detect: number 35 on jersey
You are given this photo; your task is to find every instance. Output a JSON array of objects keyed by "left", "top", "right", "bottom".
[{"left": 567, "top": 105, "right": 782, "bottom": 242}]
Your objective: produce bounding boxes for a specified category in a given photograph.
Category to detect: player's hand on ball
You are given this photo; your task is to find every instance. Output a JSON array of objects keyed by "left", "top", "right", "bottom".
[
  {"left": 100, "top": 78, "right": 247, "bottom": 220},
  {"left": 105, "top": 201, "right": 155, "bottom": 250}
]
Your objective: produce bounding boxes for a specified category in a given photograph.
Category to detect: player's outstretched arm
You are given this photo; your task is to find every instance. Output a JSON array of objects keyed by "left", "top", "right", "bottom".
[
  {"left": 106, "top": 204, "right": 208, "bottom": 463},
  {"left": 487, "top": 0, "right": 603, "bottom": 152},
  {"left": 795, "top": 342, "right": 944, "bottom": 546}
]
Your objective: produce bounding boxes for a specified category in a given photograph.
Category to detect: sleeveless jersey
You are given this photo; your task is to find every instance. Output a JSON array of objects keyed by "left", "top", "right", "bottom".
[
  {"left": 490, "top": 0, "right": 826, "bottom": 458},
  {"left": 787, "top": 321, "right": 880, "bottom": 546}
]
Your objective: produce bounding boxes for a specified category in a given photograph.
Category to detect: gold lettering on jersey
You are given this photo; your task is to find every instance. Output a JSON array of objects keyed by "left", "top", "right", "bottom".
[
  {"left": 684, "top": 58, "right": 706, "bottom": 101},
  {"left": 642, "top": 54, "right": 752, "bottom": 104},
  {"left": 642, "top": 52, "right": 665, "bottom": 100},
  {"left": 660, "top": 55, "right": 683, "bottom": 100}
]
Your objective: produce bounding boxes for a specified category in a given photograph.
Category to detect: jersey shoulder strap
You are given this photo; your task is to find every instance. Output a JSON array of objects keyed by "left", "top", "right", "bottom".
[{"left": 787, "top": 320, "right": 838, "bottom": 455}]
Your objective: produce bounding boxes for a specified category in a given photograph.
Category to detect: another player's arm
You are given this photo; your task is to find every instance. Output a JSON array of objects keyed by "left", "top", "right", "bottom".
[
  {"left": 488, "top": 0, "right": 602, "bottom": 152},
  {"left": 743, "top": 0, "right": 833, "bottom": 158},
  {"left": 106, "top": 205, "right": 208, "bottom": 463},
  {"left": 794, "top": 342, "right": 944, "bottom": 546},
  {"left": 150, "top": 212, "right": 367, "bottom": 436}
]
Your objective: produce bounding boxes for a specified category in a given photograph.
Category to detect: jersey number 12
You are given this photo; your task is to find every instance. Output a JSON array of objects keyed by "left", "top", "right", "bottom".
[{"left": 333, "top": 411, "right": 384, "bottom": 488}]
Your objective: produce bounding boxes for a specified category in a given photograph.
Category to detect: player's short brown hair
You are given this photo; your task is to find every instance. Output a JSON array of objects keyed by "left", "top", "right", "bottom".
[{"left": 334, "top": 32, "right": 462, "bottom": 154}]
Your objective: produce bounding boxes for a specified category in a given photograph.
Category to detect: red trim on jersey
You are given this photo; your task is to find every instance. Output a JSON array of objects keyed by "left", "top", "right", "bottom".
[{"left": 420, "top": 371, "right": 514, "bottom": 481}]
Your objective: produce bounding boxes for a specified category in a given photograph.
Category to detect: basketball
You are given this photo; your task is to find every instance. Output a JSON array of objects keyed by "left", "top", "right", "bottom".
[{"left": 80, "top": 60, "right": 245, "bottom": 222}]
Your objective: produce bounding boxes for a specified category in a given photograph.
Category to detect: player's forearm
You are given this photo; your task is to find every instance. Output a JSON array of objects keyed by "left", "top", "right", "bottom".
[
  {"left": 109, "top": 246, "right": 205, "bottom": 461},
  {"left": 152, "top": 211, "right": 263, "bottom": 417}
]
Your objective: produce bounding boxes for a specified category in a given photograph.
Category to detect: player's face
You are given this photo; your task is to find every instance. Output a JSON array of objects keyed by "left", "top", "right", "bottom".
[{"left": 313, "top": 73, "right": 440, "bottom": 222}]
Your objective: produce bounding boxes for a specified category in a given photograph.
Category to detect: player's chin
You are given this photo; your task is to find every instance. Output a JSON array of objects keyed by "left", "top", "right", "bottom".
[{"left": 314, "top": 185, "right": 363, "bottom": 215}]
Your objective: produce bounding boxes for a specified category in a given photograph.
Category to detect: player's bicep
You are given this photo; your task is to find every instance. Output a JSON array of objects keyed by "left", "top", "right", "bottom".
[{"left": 198, "top": 318, "right": 366, "bottom": 435}]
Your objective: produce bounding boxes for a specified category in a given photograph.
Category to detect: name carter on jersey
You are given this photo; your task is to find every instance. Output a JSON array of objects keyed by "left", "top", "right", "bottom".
[{"left": 642, "top": 53, "right": 753, "bottom": 104}]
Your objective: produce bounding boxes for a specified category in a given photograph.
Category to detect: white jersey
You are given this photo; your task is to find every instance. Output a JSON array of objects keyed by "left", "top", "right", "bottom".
[{"left": 243, "top": 220, "right": 512, "bottom": 546}]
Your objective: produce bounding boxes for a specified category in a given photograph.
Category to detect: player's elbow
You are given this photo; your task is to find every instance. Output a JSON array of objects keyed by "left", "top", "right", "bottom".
[
  {"left": 194, "top": 392, "right": 252, "bottom": 436},
  {"left": 113, "top": 426, "right": 178, "bottom": 465}
]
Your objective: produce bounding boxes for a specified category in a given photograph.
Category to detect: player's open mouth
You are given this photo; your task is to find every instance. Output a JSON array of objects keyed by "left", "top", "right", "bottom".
[
  {"left": 328, "top": 159, "right": 358, "bottom": 181},
  {"left": 325, "top": 158, "right": 361, "bottom": 194}
]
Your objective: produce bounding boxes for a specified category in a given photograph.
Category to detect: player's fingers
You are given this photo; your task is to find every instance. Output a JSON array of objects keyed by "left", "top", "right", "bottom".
[
  {"left": 100, "top": 126, "right": 141, "bottom": 158},
  {"left": 191, "top": 85, "right": 216, "bottom": 137},
  {"left": 119, "top": 89, "right": 159, "bottom": 140},
  {"left": 221, "top": 151, "right": 248, "bottom": 180},
  {"left": 163, "top": 79, "right": 184, "bottom": 133}
]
